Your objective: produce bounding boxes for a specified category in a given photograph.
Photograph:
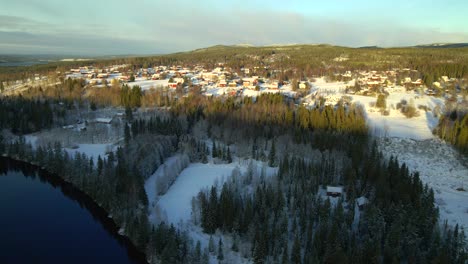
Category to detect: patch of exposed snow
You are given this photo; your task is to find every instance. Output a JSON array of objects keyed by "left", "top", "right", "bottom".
[
  {"left": 64, "top": 143, "right": 113, "bottom": 161},
  {"left": 378, "top": 137, "right": 468, "bottom": 230},
  {"left": 145, "top": 154, "right": 187, "bottom": 224},
  {"left": 157, "top": 162, "right": 237, "bottom": 224},
  {"left": 24, "top": 135, "right": 38, "bottom": 149},
  {"left": 95, "top": 117, "right": 112, "bottom": 123},
  {"left": 128, "top": 79, "right": 168, "bottom": 91}
]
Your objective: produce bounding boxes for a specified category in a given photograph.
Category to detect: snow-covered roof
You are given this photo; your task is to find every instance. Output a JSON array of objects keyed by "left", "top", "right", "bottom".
[
  {"left": 327, "top": 186, "right": 343, "bottom": 193},
  {"left": 357, "top": 196, "right": 368, "bottom": 206},
  {"left": 95, "top": 117, "right": 113, "bottom": 123}
]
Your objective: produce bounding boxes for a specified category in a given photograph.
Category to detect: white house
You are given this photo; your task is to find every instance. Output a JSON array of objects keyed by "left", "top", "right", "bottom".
[{"left": 356, "top": 196, "right": 368, "bottom": 210}]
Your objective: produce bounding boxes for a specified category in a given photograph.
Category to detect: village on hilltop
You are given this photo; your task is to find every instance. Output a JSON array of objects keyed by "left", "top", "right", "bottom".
[{"left": 56, "top": 62, "right": 465, "bottom": 103}]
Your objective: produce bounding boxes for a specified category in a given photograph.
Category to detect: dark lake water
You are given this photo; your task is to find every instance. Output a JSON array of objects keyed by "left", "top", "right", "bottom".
[{"left": 0, "top": 158, "right": 146, "bottom": 264}]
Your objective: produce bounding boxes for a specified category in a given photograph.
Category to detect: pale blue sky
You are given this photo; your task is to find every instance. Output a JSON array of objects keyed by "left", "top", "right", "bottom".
[{"left": 0, "top": 0, "right": 467, "bottom": 55}]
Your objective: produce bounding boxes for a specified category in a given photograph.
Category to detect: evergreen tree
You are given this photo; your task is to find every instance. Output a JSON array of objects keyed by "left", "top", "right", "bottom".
[
  {"left": 268, "top": 139, "right": 276, "bottom": 167},
  {"left": 0, "top": 134, "right": 4, "bottom": 154},
  {"left": 160, "top": 236, "right": 178, "bottom": 264},
  {"left": 97, "top": 155, "right": 103, "bottom": 176},
  {"left": 231, "top": 235, "right": 239, "bottom": 252},
  {"left": 217, "top": 238, "right": 224, "bottom": 261},
  {"left": 205, "top": 186, "right": 219, "bottom": 233},
  {"left": 124, "top": 123, "right": 131, "bottom": 145},
  {"left": 202, "top": 249, "right": 210, "bottom": 264},
  {"left": 194, "top": 240, "right": 202, "bottom": 263},
  {"left": 227, "top": 146, "right": 232, "bottom": 163},
  {"left": 212, "top": 141, "right": 217, "bottom": 158},
  {"left": 291, "top": 235, "right": 301, "bottom": 264},
  {"left": 253, "top": 230, "right": 267, "bottom": 264},
  {"left": 209, "top": 235, "right": 215, "bottom": 253},
  {"left": 202, "top": 151, "right": 208, "bottom": 164},
  {"left": 376, "top": 94, "right": 387, "bottom": 109},
  {"left": 281, "top": 245, "right": 289, "bottom": 264},
  {"left": 125, "top": 106, "right": 133, "bottom": 121},
  {"left": 251, "top": 138, "right": 257, "bottom": 159}
]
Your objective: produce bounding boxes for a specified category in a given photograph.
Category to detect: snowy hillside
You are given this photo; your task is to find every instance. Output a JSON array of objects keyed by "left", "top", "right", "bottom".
[
  {"left": 379, "top": 138, "right": 468, "bottom": 230},
  {"left": 310, "top": 78, "right": 467, "bottom": 230},
  {"left": 356, "top": 92, "right": 444, "bottom": 140},
  {"left": 309, "top": 77, "right": 445, "bottom": 140}
]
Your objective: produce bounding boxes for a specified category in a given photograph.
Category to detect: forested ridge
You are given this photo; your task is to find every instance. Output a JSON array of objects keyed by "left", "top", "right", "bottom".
[{"left": 2, "top": 45, "right": 468, "bottom": 87}]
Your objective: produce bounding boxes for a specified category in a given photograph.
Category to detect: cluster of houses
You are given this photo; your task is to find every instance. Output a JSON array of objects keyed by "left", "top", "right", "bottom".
[
  {"left": 352, "top": 69, "right": 424, "bottom": 91},
  {"left": 62, "top": 63, "right": 311, "bottom": 98},
  {"left": 66, "top": 64, "right": 130, "bottom": 84},
  {"left": 339, "top": 68, "right": 466, "bottom": 97},
  {"left": 61, "top": 62, "right": 464, "bottom": 101}
]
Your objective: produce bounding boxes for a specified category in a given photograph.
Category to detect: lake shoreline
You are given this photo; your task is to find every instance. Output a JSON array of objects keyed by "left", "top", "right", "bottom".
[{"left": 0, "top": 155, "right": 148, "bottom": 264}]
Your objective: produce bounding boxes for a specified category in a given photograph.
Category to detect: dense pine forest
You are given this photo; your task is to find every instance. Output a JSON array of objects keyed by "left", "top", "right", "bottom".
[
  {"left": 195, "top": 147, "right": 466, "bottom": 263},
  {"left": 0, "top": 97, "right": 57, "bottom": 134},
  {"left": 436, "top": 108, "right": 468, "bottom": 155},
  {"left": 0, "top": 91, "right": 466, "bottom": 263}
]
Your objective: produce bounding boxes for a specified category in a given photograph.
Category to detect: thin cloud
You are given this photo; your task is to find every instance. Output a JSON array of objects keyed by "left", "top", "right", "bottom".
[
  {"left": 0, "top": 15, "right": 51, "bottom": 32},
  {"left": 0, "top": 7, "right": 467, "bottom": 55},
  {"left": 0, "top": 31, "right": 162, "bottom": 55}
]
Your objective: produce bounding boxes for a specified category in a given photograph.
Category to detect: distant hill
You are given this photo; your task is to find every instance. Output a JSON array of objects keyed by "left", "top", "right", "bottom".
[
  {"left": 358, "top": 46, "right": 382, "bottom": 49},
  {"left": 189, "top": 43, "right": 342, "bottom": 54},
  {"left": 3, "top": 42, "right": 467, "bottom": 78},
  {"left": 415, "top": 43, "right": 468, "bottom": 48},
  {"left": 189, "top": 43, "right": 468, "bottom": 54}
]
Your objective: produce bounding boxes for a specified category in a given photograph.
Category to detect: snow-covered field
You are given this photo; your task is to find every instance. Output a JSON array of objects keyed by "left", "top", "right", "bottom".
[
  {"left": 204, "top": 83, "right": 297, "bottom": 98},
  {"left": 22, "top": 132, "right": 115, "bottom": 162},
  {"left": 146, "top": 158, "right": 277, "bottom": 226},
  {"left": 355, "top": 93, "right": 443, "bottom": 140},
  {"left": 145, "top": 156, "right": 277, "bottom": 262},
  {"left": 157, "top": 162, "right": 236, "bottom": 224},
  {"left": 66, "top": 74, "right": 168, "bottom": 91},
  {"left": 64, "top": 143, "right": 113, "bottom": 161},
  {"left": 145, "top": 155, "right": 190, "bottom": 224},
  {"left": 310, "top": 77, "right": 445, "bottom": 140}
]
